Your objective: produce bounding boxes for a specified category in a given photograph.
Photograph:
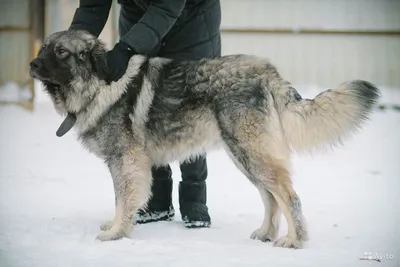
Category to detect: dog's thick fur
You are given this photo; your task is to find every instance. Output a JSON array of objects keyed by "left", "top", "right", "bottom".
[{"left": 30, "top": 30, "right": 380, "bottom": 248}]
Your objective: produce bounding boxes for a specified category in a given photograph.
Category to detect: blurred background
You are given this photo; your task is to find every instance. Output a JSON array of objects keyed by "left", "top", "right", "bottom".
[{"left": 0, "top": 0, "right": 399, "bottom": 110}]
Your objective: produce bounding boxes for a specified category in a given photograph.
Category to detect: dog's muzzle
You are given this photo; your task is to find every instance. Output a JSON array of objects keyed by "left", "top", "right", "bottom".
[
  {"left": 30, "top": 58, "right": 43, "bottom": 71},
  {"left": 29, "top": 58, "right": 44, "bottom": 78}
]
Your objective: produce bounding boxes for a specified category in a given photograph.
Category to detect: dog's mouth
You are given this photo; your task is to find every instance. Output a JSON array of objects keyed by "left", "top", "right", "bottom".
[
  {"left": 30, "top": 70, "right": 61, "bottom": 85},
  {"left": 29, "top": 69, "right": 43, "bottom": 81}
]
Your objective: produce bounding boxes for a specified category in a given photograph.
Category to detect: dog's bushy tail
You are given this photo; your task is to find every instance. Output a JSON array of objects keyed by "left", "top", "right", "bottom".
[{"left": 276, "top": 80, "right": 380, "bottom": 153}]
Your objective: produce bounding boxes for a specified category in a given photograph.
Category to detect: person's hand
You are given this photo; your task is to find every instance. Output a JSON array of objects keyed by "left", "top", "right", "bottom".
[{"left": 105, "top": 41, "right": 135, "bottom": 84}]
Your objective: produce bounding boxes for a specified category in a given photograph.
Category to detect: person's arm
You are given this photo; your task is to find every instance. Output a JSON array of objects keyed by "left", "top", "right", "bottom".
[
  {"left": 103, "top": 0, "right": 187, "bottom": 84},
  {"left": 68, "top": 0, "right": 113, "bottom": 37},
  {"left": 120, "top": 0, "right": 187, "bottom": 55}
]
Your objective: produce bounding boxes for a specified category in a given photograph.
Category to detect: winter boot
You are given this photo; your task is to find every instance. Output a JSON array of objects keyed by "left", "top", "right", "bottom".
[
  {"left": 135, "top": 177, "right": 175, "bottom": 224},
  {"left": 179, "top": 181, "right": 211, "bottom": 228}
]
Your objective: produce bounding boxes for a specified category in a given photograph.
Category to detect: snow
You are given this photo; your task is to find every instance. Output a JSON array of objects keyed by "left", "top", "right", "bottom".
[{"left": 1, "top": 85, "right": 399, "bottom": 267}]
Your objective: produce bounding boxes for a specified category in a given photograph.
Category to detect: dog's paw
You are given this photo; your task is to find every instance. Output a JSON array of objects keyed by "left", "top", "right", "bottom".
[
  {"left": 250, "top": 228, "right": 273, "bottom": 242},
  {"left": 95, "top": 229, "right": 125, "bottom": 242},
  {"left": 100, "top": 221, "right": 113, "bottom": 231},
  {"left": 273, "top": 235, "right": 303, "bottom": 249}
]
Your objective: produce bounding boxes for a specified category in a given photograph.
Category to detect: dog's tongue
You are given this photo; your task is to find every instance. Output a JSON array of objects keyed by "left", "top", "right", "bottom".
[{"left": 56, "top": 113, "right": 77, "bottom": 137}]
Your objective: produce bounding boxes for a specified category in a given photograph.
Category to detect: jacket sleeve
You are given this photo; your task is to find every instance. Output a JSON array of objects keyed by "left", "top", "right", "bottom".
[
  {"left": 120, "top": 0, "right": 187, "bottom": 55},
  {"left": 68, "top": 0, "right": 113, "bottom": 37}
]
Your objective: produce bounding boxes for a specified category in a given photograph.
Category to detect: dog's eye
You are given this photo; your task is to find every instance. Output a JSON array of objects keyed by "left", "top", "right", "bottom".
[
  {"left": 59, "top": 48, "right": 66, "bottom": 54},
  {"left": 40, "top": 44, "right": 48, "bottom": 53},
  {"left": 78, "top": 51, "right": 86, "bottom": 60}
]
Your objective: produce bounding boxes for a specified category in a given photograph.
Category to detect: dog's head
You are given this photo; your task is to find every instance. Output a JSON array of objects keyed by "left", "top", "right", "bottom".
[{"left": 29, "top": 30, "right": 108, "bottom": 115}]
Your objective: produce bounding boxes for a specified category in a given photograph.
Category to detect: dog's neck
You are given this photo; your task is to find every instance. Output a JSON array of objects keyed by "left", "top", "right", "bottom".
[{"left": 63, "top": 55, "right": 147, "bottom": 135}]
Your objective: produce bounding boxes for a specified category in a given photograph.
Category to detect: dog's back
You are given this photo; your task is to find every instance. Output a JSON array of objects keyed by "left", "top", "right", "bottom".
[
  {"left": 132, "top": 54, "right": 380, "bottom": 164},
  {"left": 146, "top": 54, "right": 380, "bottom": 155}
]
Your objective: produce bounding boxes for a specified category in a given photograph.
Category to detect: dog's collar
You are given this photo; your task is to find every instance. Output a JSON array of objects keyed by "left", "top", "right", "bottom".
[
  {"left": 56, "top": 112, "right": 77, "bottom": 137},
  {"left": 55, "top": 81, "right": 98, "bottom": 137}
]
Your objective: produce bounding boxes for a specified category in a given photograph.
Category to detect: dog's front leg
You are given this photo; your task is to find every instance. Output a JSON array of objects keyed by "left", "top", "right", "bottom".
[
  {"left": 96, "top": 149, "right": 152, "bottom": 242},
  {"left": 99, "top": 186, "right": 123, "bottom": 232}
]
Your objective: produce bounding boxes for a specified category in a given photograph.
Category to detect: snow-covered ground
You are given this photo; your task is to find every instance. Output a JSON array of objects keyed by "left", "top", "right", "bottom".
[{"left": 0, "top": 84, "right": 399, "bottom": 267}]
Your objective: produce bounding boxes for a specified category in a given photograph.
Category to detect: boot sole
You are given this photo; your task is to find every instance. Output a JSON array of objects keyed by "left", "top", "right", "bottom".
[
  {"left": 184, "top": 220, "right": 211, "bottom": 228},
  {"left": 134, "top": 211, "right": 175, "bottom": 224}
]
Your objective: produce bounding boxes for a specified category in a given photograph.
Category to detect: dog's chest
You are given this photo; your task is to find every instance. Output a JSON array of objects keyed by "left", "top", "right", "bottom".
[{"left": 82, "top": 137, "right": 104, "bottom": 159}]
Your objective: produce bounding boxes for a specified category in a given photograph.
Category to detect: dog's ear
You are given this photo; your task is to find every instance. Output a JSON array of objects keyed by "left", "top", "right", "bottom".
[{"left": 89, "top": 40, "right": 108, "bottom": 80}]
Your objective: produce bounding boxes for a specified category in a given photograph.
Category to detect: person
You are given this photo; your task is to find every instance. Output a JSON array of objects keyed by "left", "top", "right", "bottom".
[{"left": 68, "top": 0, "right": 221, "bottom": 228}]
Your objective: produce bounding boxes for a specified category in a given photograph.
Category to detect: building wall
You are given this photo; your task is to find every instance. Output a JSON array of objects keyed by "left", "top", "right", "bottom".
[
  {"left": 220, "top": 0, "right": 400, "bottom": 31},
  {"left": 0, "top": 1, "right": 31, "bottom": 87},
  {"left": 219, "top": 0, "right": 400, "bottom": 88}
]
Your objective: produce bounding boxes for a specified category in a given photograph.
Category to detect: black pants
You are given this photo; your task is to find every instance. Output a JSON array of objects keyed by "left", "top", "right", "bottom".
[
  {"left": 151, "top": 157, "right": 208, "bottom": 183},
  {"left": 118, "top": 0, "right": 221, "bottom": 184}
]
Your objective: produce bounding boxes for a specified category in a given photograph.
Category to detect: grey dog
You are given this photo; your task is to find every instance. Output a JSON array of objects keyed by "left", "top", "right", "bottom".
[{"left": 29, "top": 30, "right": 380, "bottom": 249}]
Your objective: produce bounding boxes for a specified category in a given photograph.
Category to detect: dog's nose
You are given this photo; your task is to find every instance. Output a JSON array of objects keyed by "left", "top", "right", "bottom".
[{"left": 29, "top": 59, "right": 42, "bottom": 69}]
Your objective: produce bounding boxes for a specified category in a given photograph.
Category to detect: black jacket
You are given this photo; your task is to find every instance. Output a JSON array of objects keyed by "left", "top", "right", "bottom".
[{"left": 69, "top": 0, "right": 215, "bottom": 55}]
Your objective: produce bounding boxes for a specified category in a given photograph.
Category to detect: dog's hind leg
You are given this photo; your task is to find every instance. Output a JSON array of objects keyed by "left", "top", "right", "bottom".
[
  {"left": 263, "top": 161, "right": 308, "bottom": 248},
  {"left": 250, "top": 187, "right": 281, "bottom": 242},
  {"left": 223, "top": 146, "right": 281, "bottom": 242},
  {"left": 219, "top": 105, "right": 307, "bottom": 248},
  {"left": 96, "top": 149, "right": 152, "bottom": 241}
]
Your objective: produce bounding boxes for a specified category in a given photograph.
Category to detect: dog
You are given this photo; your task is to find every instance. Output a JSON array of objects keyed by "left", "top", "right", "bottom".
[{"left": 29, "top": 30, "right": 380, "bottom": 249}]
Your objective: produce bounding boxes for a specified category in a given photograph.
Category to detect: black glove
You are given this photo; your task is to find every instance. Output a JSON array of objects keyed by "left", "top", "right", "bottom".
[{"left": 105, "top": 41, "right": 135, "bottom": 84}]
